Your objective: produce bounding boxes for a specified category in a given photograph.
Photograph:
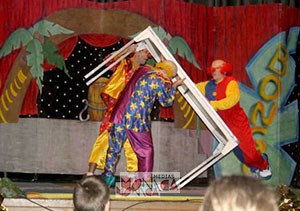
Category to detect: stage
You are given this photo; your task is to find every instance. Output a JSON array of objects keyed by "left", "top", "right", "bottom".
[
  {"left": 4, "top": 198, "right": 203, "bottom": 211},
  {"left": 1, "top": 174, "right": 206, "bottom": 211}
]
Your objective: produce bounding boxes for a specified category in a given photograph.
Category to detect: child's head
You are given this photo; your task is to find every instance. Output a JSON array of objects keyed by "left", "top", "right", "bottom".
[{"left": 73, "top": 175, "right": 110, "bottom": 211}]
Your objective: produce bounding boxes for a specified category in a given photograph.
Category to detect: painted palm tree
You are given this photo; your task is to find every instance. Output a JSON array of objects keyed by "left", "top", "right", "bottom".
[
  {"left": 129, "top": 26, "right": 201, "bottom": 70},
  {"left": 153, "top": 26, "right": 201, "bottom": 70},
  {"left": 0, "top": 20, "right": 73, "bottom": 123},
  {"left": 0, "top": 19, "right": 74, "bottom": 91}
]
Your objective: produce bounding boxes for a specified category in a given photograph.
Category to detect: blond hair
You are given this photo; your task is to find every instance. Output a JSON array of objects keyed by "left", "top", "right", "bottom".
[{"left": 155, "top": 60, "right": 177, "bottom": 79}]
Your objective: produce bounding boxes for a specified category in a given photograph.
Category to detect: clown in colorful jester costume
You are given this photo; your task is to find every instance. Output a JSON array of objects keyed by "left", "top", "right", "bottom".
[
  {"left": 196, "top": 59, "right": 272, "bottom": 180},
  {"left": 102, "top": 60, "right": 185, "bottom": 186},
  {"left": 87, "top": 44, "right": 152, "bottom": 176}
]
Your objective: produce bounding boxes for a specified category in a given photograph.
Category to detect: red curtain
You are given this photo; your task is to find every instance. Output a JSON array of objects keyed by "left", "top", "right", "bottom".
[
  {"left": 80, "top": 34, "right": 121, "bottom": 47},
  {"left": 0, "top": 0, "right": 299, "bottom": 115}
]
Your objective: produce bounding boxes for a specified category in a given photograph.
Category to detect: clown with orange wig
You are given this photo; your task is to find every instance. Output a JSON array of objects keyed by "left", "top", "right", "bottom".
[{"left": 196, "top": 59, "right": 272, "bottom": 180}]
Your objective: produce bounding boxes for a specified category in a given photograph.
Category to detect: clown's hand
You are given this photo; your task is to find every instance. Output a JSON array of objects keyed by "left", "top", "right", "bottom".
[{"left": 172, "top": 77, "right": 185, "bottom": 88}]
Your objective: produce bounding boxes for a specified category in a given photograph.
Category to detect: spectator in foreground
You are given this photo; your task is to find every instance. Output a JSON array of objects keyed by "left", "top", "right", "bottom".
[
  {"left": 200, "top": 175, "right": 278, "bottom": 211},
  {"left": 73, "top": 175, "right": 110, "bottom": 211}
]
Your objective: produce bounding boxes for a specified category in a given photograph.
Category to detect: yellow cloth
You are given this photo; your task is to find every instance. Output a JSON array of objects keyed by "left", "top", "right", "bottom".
[
  {"left": 123, "top": 139, "right": 138, "bottom": 172},
  {"left": 196, "top": 81, "right": 208, "bottom": 95},
  {"left": 196, "top": 80, "right": 240, "bottom": 110},
  {"left": 88, "top": 131, "right": 110, "bottom": 170},
  {"left": 102, "top": 59, "right": 127, "bottom": 100}
]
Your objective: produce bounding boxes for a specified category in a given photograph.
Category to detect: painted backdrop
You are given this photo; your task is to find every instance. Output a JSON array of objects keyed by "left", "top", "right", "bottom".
[{"left": 0, "top": 0, "right": 299, "bottom": 187}]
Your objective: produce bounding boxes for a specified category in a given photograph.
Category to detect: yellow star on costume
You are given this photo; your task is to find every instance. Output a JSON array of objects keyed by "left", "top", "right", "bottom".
[
  {"left": 144, "top": 95, "right": 150, "bottom": 101},
  {"left": 125, "top": 112, "right": 132, "bottom": 119},
  {"left": 149, "top": 83, "right": 154, "bottom": 90},
  {"left": 167, "top": 98, "right": 173, "bottom": 103},
  {"left": 150, "top": 82, "right": 159, "bottom": 89},
  {"left": 116, "top": 126, "right": 123, "bottom": 132},
  {"left": 133, "top": 126, "right": 138, "bottom": 132},
  {"left": 157, "top": 91, "right": 163, "bottom": 97},
  {"left": 140, "top": 79, "right": 147, "bottom": 87},
  {"left": 135, "top": 113, "right": 141, "bottom": 119},
  {"left": 130, "top": 102, "right": 137, "bottom": 110},
  {"left": 137, "top": 90, "right": 142, "bottom": 96},
  {"left": 141, "top": 119, "right": 146, "bottom": 125},
  {"left": 140, "top": 101, "right": 145, "bottom": 108},
  {"left": 150, "top": 82, "right": 155, "bottom": 89}
]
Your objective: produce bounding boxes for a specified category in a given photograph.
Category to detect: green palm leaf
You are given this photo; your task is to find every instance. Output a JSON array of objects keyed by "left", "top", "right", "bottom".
[
  {"left": 43, "top": 39, "right": 69, "bottom": 77},
  {"left": 0, "top": 28, "right": 33, "bottom": 58},
  {"left": 168, "top": 36, "right": 201, "bottom": 70},
  {"left": 29, "top": 20, "right": 74, "bottom": 37},
  {"left": 131, "top": 26, "right": 201, "bottom": 70},
  {"left": 153, "top": 26, "right": 172, "bottom": 41},
  {"left": 26, "top": 39, "right": 44, "bottom": 91}
]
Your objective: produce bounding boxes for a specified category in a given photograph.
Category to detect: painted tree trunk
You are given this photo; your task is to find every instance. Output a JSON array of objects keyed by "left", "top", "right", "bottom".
[{"left": 0, "top": 51, "right": 32, "bottom": 123}]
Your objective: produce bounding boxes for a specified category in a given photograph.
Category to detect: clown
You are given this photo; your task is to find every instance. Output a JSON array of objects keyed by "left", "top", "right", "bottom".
[
  {"left": 196, "top": 59, "right": 272, "bottom": 179},
  {"left": 102, "top": 60, "right": 184, "bottom": 186},
  {"left": 87, "top": 44, "right": 151, "bottom": 176}
]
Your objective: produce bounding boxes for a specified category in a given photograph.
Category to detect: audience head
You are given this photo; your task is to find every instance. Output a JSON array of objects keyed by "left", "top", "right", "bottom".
[
  {"left": 200, "top": 175, "right": 278, "bottom": 211},
  {"left": 73, "top": 175, "right": 110, "bottom": 211}
]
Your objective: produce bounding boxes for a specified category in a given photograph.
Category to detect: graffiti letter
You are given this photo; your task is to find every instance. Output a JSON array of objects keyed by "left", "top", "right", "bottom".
[
  {"left": 258, "top": 74, "right": 281, "bottom": 101},
  {"left": 268, "top": 44, "right": 287, "bottom": 77},
  {"left": 250, "top": 101, "right": 277, "bottom": 126}
]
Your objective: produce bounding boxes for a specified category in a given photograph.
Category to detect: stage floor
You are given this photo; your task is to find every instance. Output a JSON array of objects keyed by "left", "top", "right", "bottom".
[
  {"left": 4, "top": 198, "right": 203, "bottom": 211},
  {"left": 2, "top": 173, "right": 207, "bottom": 211}
]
